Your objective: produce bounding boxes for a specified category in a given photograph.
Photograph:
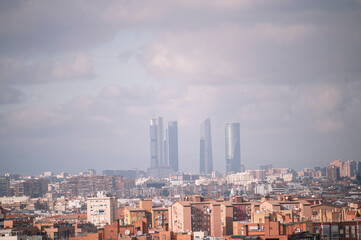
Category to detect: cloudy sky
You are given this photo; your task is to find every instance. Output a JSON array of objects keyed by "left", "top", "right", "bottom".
[{"left": 0, "top": 0, "right": 361, "bottom": 175}]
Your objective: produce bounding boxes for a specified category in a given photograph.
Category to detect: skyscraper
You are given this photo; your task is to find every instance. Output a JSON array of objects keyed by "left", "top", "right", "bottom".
[
  {"left": 225, "top": 122, "right": 241, "bottom": 174},
  {"left": 150, "top": 117, "right": 164, "bottom": 168},
  {"left": 200, "top": 118, "right": 213, "bottom": 174},
  {"left": 150, "top": 118, "right": 179, "bottom": 177},
  {"left": 167, "top": 121, "right": 179, "bottom": 172}
]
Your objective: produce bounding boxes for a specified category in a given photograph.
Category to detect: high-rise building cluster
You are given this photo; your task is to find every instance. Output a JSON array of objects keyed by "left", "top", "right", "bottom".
[
  {"left": 150, "top": 117, "right": 242, "bottom": 176},
  {"left": 149, "top": 117, "right": 179, "bottom": 178}
]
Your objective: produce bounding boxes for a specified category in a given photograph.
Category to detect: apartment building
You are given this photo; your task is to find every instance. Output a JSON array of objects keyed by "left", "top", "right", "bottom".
[{"left": 87, "top": 195, "right": 117, "bottom": 227}]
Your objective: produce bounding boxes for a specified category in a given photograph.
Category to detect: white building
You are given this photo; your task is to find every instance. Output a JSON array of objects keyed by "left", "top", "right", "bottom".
[{"left": 87, "top": 195, "right": 117, "bottom": 227}]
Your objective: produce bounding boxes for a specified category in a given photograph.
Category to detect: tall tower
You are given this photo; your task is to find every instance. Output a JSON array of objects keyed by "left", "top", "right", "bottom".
[
  {"left": 167, "top": 121, "right": 179, "bottom": 172},
  {"left": 225, "top": 122, "right": 241, "bottom": 174},
  {"left": 150, "top": 117, "right": 164, "bottom": 168},
  {"left": 200, "top": 118, "right": 213, "bottom": 174}
]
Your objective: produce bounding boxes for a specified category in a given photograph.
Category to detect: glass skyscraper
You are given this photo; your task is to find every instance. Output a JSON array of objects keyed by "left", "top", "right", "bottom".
[
  {"left": 167, "top": 121, "right": 179, "bottom": 172},
  {"left": 150, "top": 117, "right": 164, "bottom": 168},
  {"left": 200, "top": 118, "right": 213, "bottom": 174},
  {"left": 150, "top": 118, "right": 178, "bottom": 172},
  {"left": 225, "top": 122, "right": 241, "bottom": 173}
]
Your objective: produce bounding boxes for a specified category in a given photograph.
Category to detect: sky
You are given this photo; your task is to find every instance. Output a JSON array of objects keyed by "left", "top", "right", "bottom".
[{"left": 0, "top": 0, "right": 361, "bottom": 175}]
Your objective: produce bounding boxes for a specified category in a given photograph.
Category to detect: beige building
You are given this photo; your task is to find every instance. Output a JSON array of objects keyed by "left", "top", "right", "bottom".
[
  {"left": 329, "top": 159, "right": 357, "bottom": 178},
  {"left": 87, "top": 196, "right": 117, "bottom": 227},
  {"left": 169, "top": 200, "right": 222, "bottom": 237},
  {"left": 124, "top": 206, "right": 147, "bottom": 225},
  {"left": 168, "top": 196, "right": 253, "bottom": 237},
  {"left": 259, "top": 198, "right": 312, "bottom": 219}
]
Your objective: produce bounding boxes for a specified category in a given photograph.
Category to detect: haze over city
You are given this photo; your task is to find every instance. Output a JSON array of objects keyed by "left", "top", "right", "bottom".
[{"left": 0, "top": 1, "right": 361, "bottom": 175}]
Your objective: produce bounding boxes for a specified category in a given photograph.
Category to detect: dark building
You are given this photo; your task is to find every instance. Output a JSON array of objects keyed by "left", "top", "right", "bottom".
[
  {"left": 0, "top": 176, "right": 10, "bottom": 197},
  {"left": 14, "top": 179, "right": 48, "bottom": 198},
  {"left": 326, "top": 165, "right": 340, "bottom": 181}
]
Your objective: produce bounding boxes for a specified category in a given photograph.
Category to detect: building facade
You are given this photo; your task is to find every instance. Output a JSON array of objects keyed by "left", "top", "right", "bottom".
[
  {"left": 0, "top": 177, "right": 10, "bottom": 197},
  {"left": 167, "top": 121, "right": 179, "bottom": 172},
  {"left": 200, "top": 118, "right": 213, "bottom": 174},
  {"left": 225, "top": 122, "right": 241, "bottom": 174},
  {"left": 86, "top": 196, "right": 117, "bottom": 227},
  {"left": 150, "top": 117, "right": 164, "bottom": 168},
  {"left": 149, "top": 118, "right": 179, "bottom": 177}
]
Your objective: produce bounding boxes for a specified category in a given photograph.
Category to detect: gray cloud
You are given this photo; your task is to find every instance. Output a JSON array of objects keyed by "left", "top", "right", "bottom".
[
  {"left": 0, "top": 53, "right": 94, "bottom": 84},
  {"left": 0, "top": 0, "right": 360, "bottom": 174},
  {"left": 0, "top": 85, "right": 25, "bottom": 104}
]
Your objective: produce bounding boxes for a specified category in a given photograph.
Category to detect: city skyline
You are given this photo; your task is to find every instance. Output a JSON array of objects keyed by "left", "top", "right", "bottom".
[
  {"left": 1, "top": 1, "right": 361, "bottom": 239},
  {"left": 0, "top": 1, "right": 360, "bottom": 175}
]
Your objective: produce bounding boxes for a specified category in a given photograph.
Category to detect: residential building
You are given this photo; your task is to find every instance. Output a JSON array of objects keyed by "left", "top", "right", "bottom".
[
  {"left": 124, "top": 206, "right": 147, "bottom": 226},
  {"left": 86, "top": 195, "right": 117, "bottom": 227},
  {"left": 326, "top": 165, "right": 340, "bottom": 181},
  {"left": 0, "top": 177, "right": 10, "bottom": 197},
  {"left": 14, "top": 179, "right": 48, "bottom": 198},
  {"left": 151, "top": 207, "right": 168, "bottom": 230}
]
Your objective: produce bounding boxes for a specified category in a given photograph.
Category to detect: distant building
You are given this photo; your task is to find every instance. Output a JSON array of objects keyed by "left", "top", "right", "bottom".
[
  {"left": 200, "top": 118, "right": 213, "bottom": 174},
  {"left": 326, "top": 165, "right": 340, "bottom": 181},
  {"left": 14, "top": 179, "right": 48, "bottom": 198},
  {"left": 87, "top": 195, "right": 117, "bottom": 227},
  {"left": 225, "top": 122, "right": 241, "bottom": 174},
  {"left": 330, "top": 159, "right": 357, "bottom": 178},
  {"left": 150, "top": 117, "right": 164, "bottom": 168},
  {"left": 357, "top": 161, "right": 361, "bottom": 176},
  {"left": 166, "top": 121, "right": 179, "bottom": 172},
  {"left": 43, "top": 171, "right": 53, "bottom": 177},
  {"left": 260, "top": 164, "right": 273, "bottom": 172},
  {"left": 0, "top": 176, "right": 10, "bottom": 197},
  {"left": 102, "top": 169, "right": 145, "bottom": 178},
  {"left": 149, "top": 118, "right": 179, "bottom": 178},
  {"left": 83, "top": 169, "right": 96, "bottom": 176},
  {"left": 344, "top": 160, "right": 357, "bottom": 178}
]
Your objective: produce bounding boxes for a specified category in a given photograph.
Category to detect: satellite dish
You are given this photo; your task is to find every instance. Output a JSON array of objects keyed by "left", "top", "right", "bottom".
[
  {"left": 137, "top": 231, "right": 142, "bottom": 236},
  {"left": 125, "top": 230, "right": 130, "bottom": 236}
]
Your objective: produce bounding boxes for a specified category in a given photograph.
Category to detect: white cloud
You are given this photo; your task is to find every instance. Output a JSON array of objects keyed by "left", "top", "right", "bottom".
[
  {"left": 52, "top": 53, "right": 94, "bottom": 80},
  {"left": 0, "top": 53, "right": 94, "bottom": 85},
  {"left": 313, "top": 119, "right": 344, "bottom": 132}
]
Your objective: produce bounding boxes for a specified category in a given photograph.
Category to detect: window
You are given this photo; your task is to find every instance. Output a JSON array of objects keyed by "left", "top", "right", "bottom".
[{"left": 346, "top": 226, "right": 350, "bottom": 238}]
